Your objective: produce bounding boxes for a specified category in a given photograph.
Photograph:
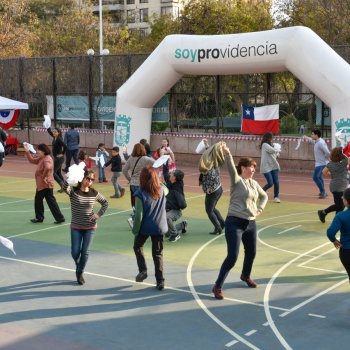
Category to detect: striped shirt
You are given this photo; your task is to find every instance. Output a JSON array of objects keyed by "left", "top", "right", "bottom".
[{"left": 63, "top": 181, "right": 108, "bottom": 229}]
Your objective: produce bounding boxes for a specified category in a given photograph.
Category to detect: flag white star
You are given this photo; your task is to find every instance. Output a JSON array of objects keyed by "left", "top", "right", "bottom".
[{"left": 245, "top": 109, "right": 250, "bottom": 115}]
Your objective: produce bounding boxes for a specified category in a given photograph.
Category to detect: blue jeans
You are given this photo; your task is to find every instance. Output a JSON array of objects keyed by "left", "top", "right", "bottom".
[
  {"left": 262, "top": 169, "right": 279, "bottom": 198},
  {"left": 215, "top": 216, "right": 257, "bottom": 288},
  {"left": 313, "top": 165, "right": 326, "bottom": 194},
  {"left": 65, "top": 149, "right": 79, "bottom": 171},
  {"left": 71, "top": 228, "right": 95, "bottom": 273},
  {"left": 98, "top": 165, "right": 106, "bottom": 181}
]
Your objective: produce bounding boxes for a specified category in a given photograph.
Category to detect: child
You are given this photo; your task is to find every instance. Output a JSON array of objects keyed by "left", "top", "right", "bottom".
[
  {"left": 163, "top": 162, "right": 187, "bottom": 242},
  {"left": 78, "top": 150, "right": 92, "bottom": 169},
  {"left": 105, "top": 146, "right": 125, "bottom": 198},
  {"left": 96, "top": 143, "right": 109, "bottom": 183},
  {"left": 327, "top": 187, "right": 350, "bottom": 281}
]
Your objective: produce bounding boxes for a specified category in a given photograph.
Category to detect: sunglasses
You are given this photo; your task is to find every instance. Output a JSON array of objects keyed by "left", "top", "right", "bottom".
[{"left": 85, "top": 177, "right": 95, "bottom": 182}]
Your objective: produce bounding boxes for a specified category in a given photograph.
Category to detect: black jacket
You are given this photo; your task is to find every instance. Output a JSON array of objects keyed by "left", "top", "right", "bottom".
[
  {"left": 105, "top": 154, "right": 122, "bottom": 172},
  {"left": 47, "top": 128, "right": 66, "bottom": 157},
  {"left": 163, "top": 163, "right": 187, "bottom": 211}
]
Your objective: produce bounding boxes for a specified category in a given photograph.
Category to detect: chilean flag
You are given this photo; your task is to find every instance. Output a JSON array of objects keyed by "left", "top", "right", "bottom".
[
  {"left": 0, "top": 110, "right": 20, "bottom": 130},
  {"left": 241, "top": 104, "right": 279, "bottom": 135}
]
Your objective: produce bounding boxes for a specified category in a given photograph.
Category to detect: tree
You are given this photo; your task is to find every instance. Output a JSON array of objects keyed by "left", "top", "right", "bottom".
[
  {"left": 0, "top": 0, "right": 38, "bottom": 58},
  {"left": 275, "top": 0, "right": 350, "bottom": 45}
]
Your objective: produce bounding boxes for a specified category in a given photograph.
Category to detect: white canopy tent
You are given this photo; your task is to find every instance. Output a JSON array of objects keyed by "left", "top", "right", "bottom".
[{"left": 0, "top": 96, "right": 28, "bottom": 110}]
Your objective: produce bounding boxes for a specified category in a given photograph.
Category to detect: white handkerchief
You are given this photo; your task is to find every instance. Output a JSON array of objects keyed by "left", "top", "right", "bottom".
[
  {"left": 295, "top": 139, "right": 301, "bottom": 150},
  {"left": 43, "top": 115, "right": 51, "bottom": 129},
  {"left": 23, "top": 142, "right": 36, "bottom": 154},
  {"left": 0, "top": 142, "right": 4, "bottom": 153},
  {"left": 195, "top": 140, "right": 206, "bottom": 154},
  {"left": 0, "top": 235, "right": 16, "bottom": 255},
  {"left": 66, "top": 162, "right": 86, "bottom": 187},
  {"left": 153, "top": 155, "right": 170, "bottom": 168}
]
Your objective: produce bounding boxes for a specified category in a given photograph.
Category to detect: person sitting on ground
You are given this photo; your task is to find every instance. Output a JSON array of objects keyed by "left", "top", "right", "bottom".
[{"left": 163, "top": 161, "right": 187, "bottom": 242}]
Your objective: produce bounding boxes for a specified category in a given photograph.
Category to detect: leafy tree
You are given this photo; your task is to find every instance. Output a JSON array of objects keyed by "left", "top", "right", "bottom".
[
  {"left": 0, "top": 0, "right": 38, "bottom": 58},
  {"left": 275, "top": 0, "right": 350, "bottom": 45}
]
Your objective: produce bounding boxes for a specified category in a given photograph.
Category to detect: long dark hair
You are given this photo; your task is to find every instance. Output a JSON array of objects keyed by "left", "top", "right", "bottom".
[
  {"left": 139, "top": 166, "right": 161, "bottom": 199},
  {"left": 260, "top": 132, "right": 273, "bottom": 149}
]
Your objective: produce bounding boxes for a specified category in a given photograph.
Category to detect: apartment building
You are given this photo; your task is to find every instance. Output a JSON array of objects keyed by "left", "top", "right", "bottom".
[{"left": 91, "top": 0, "right": 184, "bottom": 35}]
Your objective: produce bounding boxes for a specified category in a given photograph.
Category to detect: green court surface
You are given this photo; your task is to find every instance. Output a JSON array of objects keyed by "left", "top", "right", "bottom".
[{"left": 1, "top": 172, "right": 349, "bottom": 350}]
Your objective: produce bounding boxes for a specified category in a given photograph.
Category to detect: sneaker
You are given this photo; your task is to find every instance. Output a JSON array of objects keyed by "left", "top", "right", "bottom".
[
  {"left": 127, "top": 217, "right": 134, "bottom": 229},
  {"left": 57, "top": 188, "right": 64, "bottom": 193},
  {"left": 274, "top": 197, "right": 281, "bottom": 203},
  {"left": 120, "top": 188, "right": 125, "bottom": 197},
  {"left": 182, "top": 221, "right": 188, "bottom": 234},
  {"left": 110, "top": 195, "right": 119, "bottom": 198},
  {"left": 54, "top": 218, "right": 65, "bottom": 224},
  {"left": 319, "top": 193, "right": 328, "bottom": 199},
  {"left": 212, "top": 285, "right": 224, "bottom": 300},
  {"left": 136, "top": 271, "right": 148, "bottom": 282},
  {"left": 103, "top": 179, "right": 108, "bottom": 182},
  {"left": 317, "top": 210, "right": 326, "bottom": 223},
  {"left": 240, "top": 274, "right": 257, "bottom": 288},
  {"left": 169, "top": 234, "right": 181, "bottom": 242},
  {"left": 156, "top": 280, "right": 164, "bottom": 290}
]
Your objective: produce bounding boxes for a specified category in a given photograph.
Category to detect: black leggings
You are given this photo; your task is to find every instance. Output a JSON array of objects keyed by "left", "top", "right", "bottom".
[
  {"left": 324, "top": 191, "right": 344, "bottom": 215},
  {"left": 339, "top": 248, "right": 350, "bottom": 280}
]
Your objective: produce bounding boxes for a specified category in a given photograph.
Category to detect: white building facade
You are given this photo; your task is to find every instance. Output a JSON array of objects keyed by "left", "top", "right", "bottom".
[{"left": 91, "top": 0, "right": 184, "bottom": 35}]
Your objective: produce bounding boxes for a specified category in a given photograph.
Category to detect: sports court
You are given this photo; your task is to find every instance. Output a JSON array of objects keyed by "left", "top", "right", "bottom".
[{"left": 0, "top": 155, "right": 349, "bottom": 350}]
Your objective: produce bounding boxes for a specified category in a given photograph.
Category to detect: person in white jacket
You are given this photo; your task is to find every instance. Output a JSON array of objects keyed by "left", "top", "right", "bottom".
[{"left": 259, "top": 132, "right": 281, "bottom": 203}]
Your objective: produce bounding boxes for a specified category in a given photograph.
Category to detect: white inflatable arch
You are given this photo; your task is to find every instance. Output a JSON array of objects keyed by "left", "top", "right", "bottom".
[{"left": 114, "top": 26, "right": 350, "bottom": 148}]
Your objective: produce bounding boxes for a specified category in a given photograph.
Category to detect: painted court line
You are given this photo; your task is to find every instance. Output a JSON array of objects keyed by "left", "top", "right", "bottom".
[
  {"left": 245, "top": 330, "right": 257, "bottom": 336},
  {"left": 225, "top": 340, "right": 239, "bottom": 347},
  {"left": 0, "top": 199, "right": 32, "bottom": 206},
  {"left": 186, "top": 235, "right": 261, "bottom": 350},
  {"left": 277, "top": 225, "right": 301, "bottom": 235},
  {"left": 298, "top": 247, "right": 335, "bottom": 267},
  {"left": 278, "top": 278, "right": 348, "bottom": 318},
  {"left": 0, "top": 254, "right": 287, "bottom": 313},
  {"left": 263, "top": 241, "right": 346, "bottom": 350},
  {"left": 308, "top": 313, "right": 326, "bottom": 319}
]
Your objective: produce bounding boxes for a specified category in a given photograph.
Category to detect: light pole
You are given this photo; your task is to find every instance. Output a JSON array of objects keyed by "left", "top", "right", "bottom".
[{"left": 99, "top": 0, "right": 109, "bottom": 95}]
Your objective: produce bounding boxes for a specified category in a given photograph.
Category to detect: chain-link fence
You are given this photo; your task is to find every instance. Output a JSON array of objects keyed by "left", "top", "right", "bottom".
[{"left": 2, "top": 44, "right": 350, "bottom": 134}]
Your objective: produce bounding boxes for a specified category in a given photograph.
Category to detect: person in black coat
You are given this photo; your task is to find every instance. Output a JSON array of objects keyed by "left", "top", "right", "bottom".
[{"left": 47, "top": 127, "right": 66, "bottom": 192}]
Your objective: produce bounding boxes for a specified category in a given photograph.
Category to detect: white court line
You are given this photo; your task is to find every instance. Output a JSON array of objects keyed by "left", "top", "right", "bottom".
[
  {"left": 186, "top": 235, "right": 261, "bottom": 350},
  {"left": 308, "top": 313, "right": 326, "bottom": 319},
  {"left": 225, "top": 340, "right": 239, "bottom": 347},
  {"left": 0, "top": 199, "right": 32, "bottom": 206},
  {"left": 299, "top": 265, "right": 346, "bottom": 275},
  {"left": 277, "top": 225, "right": 301, "bottom": 235},
  {"left": 245, "top": 330, "right": 257, "bottom": 337},
  {"left": 298, "top": 247, "right": 336, "bottom": 267},
  {"left": 257, "top": 220, "right": 320, "bottom": 258},
  {"left": 264, "top": 242, "right": 334, "bottom": 350},
  {"left": 0, "top": 254, "right": 287, "bottom": 312},
  {"left": 278, "top": 278, "right": 348, "bottom": 318}
]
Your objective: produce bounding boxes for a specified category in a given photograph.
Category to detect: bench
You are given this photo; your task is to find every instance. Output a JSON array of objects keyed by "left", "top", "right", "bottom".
[{"left": 204, "top": 117, "right": 241, "bottom": 132}]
